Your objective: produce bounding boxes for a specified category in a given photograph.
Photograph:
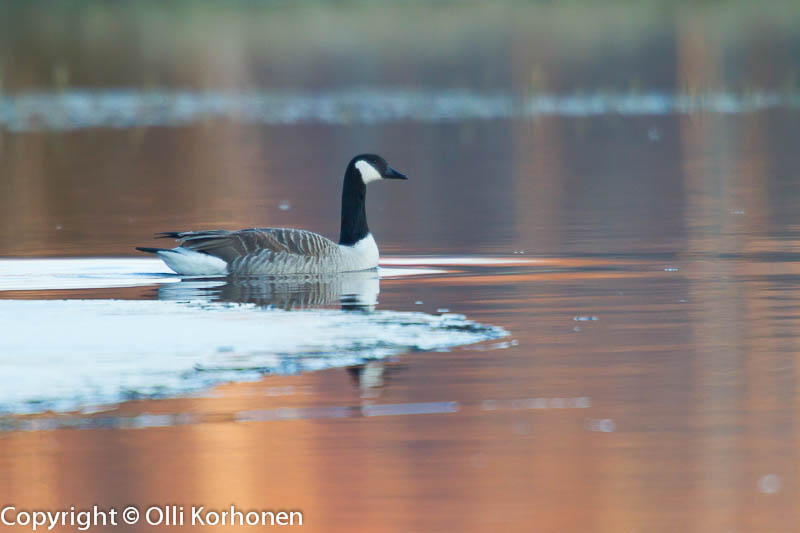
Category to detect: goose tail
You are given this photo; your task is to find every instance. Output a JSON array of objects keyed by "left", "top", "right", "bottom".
[
  {"left": 135, "top": 246, "right": 170, "bottom": 254},
  {"left": 136, "top": 246, "right": 229, "bottom": 276}
]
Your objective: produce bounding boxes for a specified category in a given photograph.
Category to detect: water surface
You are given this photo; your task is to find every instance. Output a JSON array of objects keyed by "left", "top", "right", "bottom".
[{"left": 2, "top": 2, "right": 800, "bottom": 532}]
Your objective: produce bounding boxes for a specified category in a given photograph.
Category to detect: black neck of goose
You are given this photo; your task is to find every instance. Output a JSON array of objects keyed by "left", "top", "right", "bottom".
[{"left": 339, "top": 166, "right": 369, "bottom": 246}]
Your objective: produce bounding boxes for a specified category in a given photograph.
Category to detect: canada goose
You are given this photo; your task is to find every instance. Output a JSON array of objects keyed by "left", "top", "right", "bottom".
[{"left": 137, "top": 154, "right": 407, "bottom": 275}]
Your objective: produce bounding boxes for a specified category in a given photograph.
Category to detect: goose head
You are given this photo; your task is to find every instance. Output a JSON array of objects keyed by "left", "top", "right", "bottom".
[{"left": 350, "top": 154, "right": 408, "bottom": 185}]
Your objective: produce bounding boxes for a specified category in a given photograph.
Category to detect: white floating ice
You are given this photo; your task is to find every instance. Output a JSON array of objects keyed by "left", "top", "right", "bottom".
[
  {"left": 0, "top": 89, "right": 793, "bottom": 132},
  {"left": 0, "top": 257, "right": 506, "bottom": 414},
  {"left": 0, "top": 299, "right": 507, "bottom": 414},
  {"left": 0, "top": 258, "right": 444, "bottom": 293},
  {"left": 0, "top": 258, "right": 176, "bottom": 291}
]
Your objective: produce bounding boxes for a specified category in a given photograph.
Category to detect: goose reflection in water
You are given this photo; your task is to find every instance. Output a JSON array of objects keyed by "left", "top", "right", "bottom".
[
  {"left": 154, "top": 269, "right": 380, "bottom": 311},
  {"left": 156, "top": 269, "right": 397, "bottom": 398},
  {"left": 347, "top": 360, "right": 393, "bottom": 399}
]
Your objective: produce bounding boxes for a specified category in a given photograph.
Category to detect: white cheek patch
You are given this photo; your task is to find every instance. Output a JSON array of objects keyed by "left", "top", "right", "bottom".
[{"left": 355, "top": 160, "right": 382, "bottom": 184}]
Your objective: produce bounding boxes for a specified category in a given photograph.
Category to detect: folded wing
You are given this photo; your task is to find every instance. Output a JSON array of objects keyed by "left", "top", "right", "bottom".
[{"left": 159, "top": 228, "right": 340, "bottom": 274}]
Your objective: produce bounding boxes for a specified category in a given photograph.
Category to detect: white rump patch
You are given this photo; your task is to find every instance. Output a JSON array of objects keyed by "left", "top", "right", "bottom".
[
  {"left": 355, "top": 160, "right": 382, "bottom": 184},
  {"left": 158, "top": 248, "right": 228, "bottom": 276}
]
